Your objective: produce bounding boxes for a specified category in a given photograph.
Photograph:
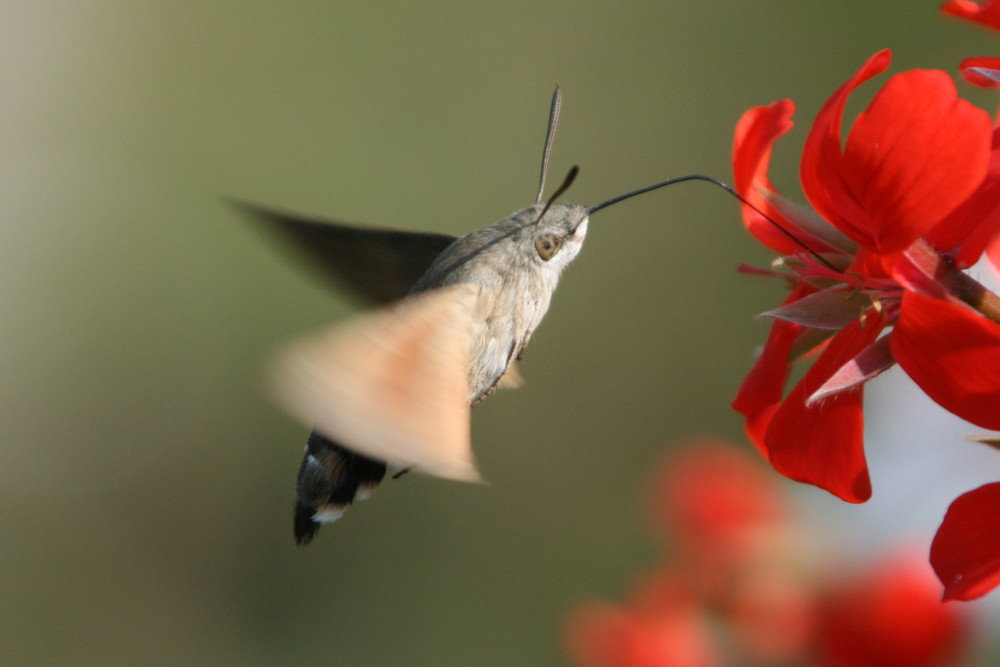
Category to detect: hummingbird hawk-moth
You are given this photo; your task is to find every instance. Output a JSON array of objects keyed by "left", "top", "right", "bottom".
[{"left": 242, "top": 88, "right": 683, "bottom": 544}]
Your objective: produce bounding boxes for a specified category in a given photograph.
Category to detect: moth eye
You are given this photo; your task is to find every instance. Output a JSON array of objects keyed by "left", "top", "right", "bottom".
[{"left": 535, "top": 233, "right": 562, "bottom": 261}]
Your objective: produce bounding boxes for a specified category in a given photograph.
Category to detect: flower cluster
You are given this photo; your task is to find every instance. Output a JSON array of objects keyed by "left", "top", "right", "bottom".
[
  {"left": 731, "top": 3, "right": 1000, "bottom": 601},
  {"left": 562, "top": 440, "right": 968, "bottom": 667}
]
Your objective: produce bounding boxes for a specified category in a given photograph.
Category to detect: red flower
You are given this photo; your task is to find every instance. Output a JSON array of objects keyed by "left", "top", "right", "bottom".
[
  {"left": 941, "top": 0, "right": 1000, "bottom": 30},
  {"left": 732, "top": 50, "right": 1000, "bottom": 504}
]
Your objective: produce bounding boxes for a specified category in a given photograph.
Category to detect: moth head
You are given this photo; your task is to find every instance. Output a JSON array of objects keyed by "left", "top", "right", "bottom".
[{"left": 532, "top": 203, "right": 589, "bottom": 266}]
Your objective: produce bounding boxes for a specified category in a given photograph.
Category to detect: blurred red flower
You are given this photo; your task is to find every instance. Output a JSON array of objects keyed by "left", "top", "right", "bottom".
[
  {"left": 564, "top": 600, "right": 721, "bottom": 667},
  {"left": 563, "top": 440, "right": 970, "bottom": 665},
  {"left": 818, "top": 555, "right": 968, "bottom": 667},
  {"left": 646, "top": 438, "right": 787, "bottom": 566}
]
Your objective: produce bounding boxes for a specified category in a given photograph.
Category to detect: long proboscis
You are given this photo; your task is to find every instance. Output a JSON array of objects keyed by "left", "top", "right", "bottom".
[{"left": 588, "top": 174, "right": 837, "bottom": 271}]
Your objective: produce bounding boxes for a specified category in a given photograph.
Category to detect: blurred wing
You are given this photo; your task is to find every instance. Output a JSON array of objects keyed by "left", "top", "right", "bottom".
[
  {"left": 269, "top": 284, "right": 481, "bottom": 482},
  {"left": 235, "top": 201, "right": 457, "bottom": 305}
]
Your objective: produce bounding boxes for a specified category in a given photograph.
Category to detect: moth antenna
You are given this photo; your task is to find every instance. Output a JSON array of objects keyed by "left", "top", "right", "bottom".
[
  {"left": 535, "top": 85, "right": 563, "bottom": 206},
  {"left": 535, "top": 165, "right": 579, "bottom": 225},
  {"left": 588, "top": 174, "right": 838, "bottom": 272}
]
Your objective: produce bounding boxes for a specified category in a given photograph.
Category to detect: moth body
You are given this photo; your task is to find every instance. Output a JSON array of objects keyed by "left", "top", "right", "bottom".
[
  {"left": 275, "top": 201, "right": 590, "bottom": 544},
  {"left": 411, "top": 202, "right": 590, "bottom": 402}
]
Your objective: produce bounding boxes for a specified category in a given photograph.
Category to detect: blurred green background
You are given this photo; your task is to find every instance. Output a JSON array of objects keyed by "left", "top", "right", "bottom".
[{"left": 2, "top": 2, "right": 997, "bottom": 665}]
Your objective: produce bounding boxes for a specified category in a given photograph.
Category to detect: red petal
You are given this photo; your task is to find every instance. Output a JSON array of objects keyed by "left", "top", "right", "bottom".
[
  {"left": 801, "top": 50, "right": 893, "bottom": 250},
  {"left": 842, "top": 70, "right": 991, "bottom": 254},
  {"left": 801, "top": 52, "right": 993, "bottom": 255},
  {"left": 732, "top": 284, "right": 816, "bottom": 453},
  {"left": 957, "top": 56, "right": 1000, "bottom": 87},
  {"left": 930, "top": 482, "right": 1000, "bottom": 600},
  {"left": 928, "top": 126, "right": 1000, "bottom": 268},
  {"left": 764, "top": 315, "right": 886, "bottom": 503},
  {"left": 733, "top": 101, "right": 803, "bottom": 254},
  {"left": 941, "top": 0, "right": 1000, "bottom": 30},
  {"left": 891, "top": 291, "right": 1000, "bottom": 430}
]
